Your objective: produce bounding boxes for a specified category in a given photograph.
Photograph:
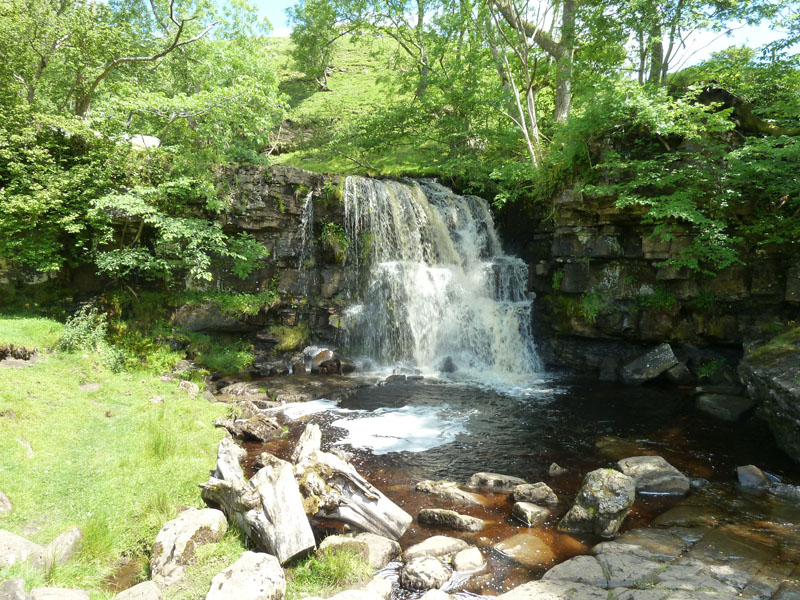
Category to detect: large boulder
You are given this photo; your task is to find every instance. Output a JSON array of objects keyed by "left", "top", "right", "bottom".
[
  {"left": 616, "top": 456, "right": 689, "bottom": 496},
  {"left": 403, "top": 536, "right": 469, "bottom": 562},
  {"left": 558, "top": 469, "right": 635, "bottom": 538},
  {"left": 493, "top": 533, "right": 556, "bottom": 569},
  {"left": 151, "top": 508, "right": 228, "bottom": 587},
  {"left": 695, "top": 394, "right": 755, "bottom": 421},
  {"left": 400, "top": 556, "right": 452, "bottom": 591},
  {"left": 418, "top": 509, "right": 483, "bottom": 532},
  {"left": 205, "top": 551, "right": 285, "bottom": 600},
  {"left": 453, "top": 547, "right": 484, "bottom": 572},
  {"left": 45, "top": 526, "right": 82, "bottom": 567},
  {"left": 513, "top": 482, "right": 558, "bottom": 506},
  {"left": 353, "top": 533, "right": 401, "bottom": 569},
  {"left": 619, "top": 343, "right": 678, "bottom": 385},
  {"left": 0, "top": 530, "right": 46, "bottom": 569},
  {"left": 115, "top": 581, "right": 162, "bottom": 600},
  {"left": 0, "top": 579, "right": 27, "bottom": 600},
  {"left": 467, "top": 472, "right": 526, "bottom": 492},
  {"left": 739, "top": 328, "right": 800, "bottom": 462}
]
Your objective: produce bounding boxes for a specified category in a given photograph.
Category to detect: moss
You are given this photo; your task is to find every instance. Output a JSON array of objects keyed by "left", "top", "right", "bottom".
[
  {"left": 747, "top": 326, "right": 800, "bottom": 364},
  {"left": 269, "top": 324, "right": 310, "bottom": 352}
]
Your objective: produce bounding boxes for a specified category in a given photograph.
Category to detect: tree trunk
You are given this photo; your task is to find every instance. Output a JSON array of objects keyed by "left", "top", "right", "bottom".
[
  {"left": 647, "top": 25, "right": 663, "bottom": 85},
  {"left": 553, "top": 0, "right": 575, "bottom": 123}
]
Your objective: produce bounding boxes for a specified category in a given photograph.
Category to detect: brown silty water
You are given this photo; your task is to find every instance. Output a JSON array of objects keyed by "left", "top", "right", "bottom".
[{"left": 243, "top": 375, "right": 800, "bottom": 596}]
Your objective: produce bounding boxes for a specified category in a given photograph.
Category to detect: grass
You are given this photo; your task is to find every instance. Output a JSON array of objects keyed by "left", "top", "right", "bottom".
[
  {"left": 0, "top": 315, "right": 237, "bottom": 599},
  {"left": 286, "top": 546, "right": 373, "bottom": 600}
]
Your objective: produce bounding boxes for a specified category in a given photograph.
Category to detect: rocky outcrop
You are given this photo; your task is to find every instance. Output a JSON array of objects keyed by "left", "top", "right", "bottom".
[
  {"left": 558, "top": 469, "right": 635, "bottom": 538},
  {"left": 739, "top": 327, "right": 800, "bottom": 463},
  {"left": 205, "top": 551, "right": 285, "bottom": 600},
  {"left": 151, "top": 508, "right": 228, "bottom": 587}
]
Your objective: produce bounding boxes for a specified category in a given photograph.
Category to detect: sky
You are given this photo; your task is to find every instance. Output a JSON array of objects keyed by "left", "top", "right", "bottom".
[{"left": 255, "top": 0, "right": 786, "bottom": 66}]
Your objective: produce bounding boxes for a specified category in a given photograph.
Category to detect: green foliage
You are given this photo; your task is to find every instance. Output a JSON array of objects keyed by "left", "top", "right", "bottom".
[
  {"left": 287, "top": 547, "right": 373, "bottom": 600},
  {"left": 697, "top": 357, "right": 726, "bottom": 379},
  {"left": 59, "top": 306, "right": 108, "bottom": 352},
  {"left": 552, "top": 269, "right": 564, "bottom": 291},
  {"left": 269, "top": 324, "right": 310, "bottom": 352},
  {"left": 636, "top": 287, "right": 678, "bottom": 311},
  {"left": 321, "top": 220, "right": 350, "bottom": 263},
  {"left": 580, "top": 289, "right": 613, "bottom": 323}
]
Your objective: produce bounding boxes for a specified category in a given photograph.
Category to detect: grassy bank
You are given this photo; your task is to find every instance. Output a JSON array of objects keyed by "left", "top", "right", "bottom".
[{"left": 0, "top": 315, "right": 238, "bottom": 598}]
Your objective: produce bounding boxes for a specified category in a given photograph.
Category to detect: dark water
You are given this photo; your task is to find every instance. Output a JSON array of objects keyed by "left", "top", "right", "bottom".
[{"left": 254, "top": 374, "right": 799, "bottom": 596}]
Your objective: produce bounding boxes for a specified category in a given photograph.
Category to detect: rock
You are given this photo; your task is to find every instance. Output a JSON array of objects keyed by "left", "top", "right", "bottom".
[
  {"left": 739, "top": 328, "right": 800, "bottom": 462},
  {"left": 205, "top": 551, "right": 285, "bottom": 600},
  {"left": 403, "top": 536, "right": 469, "bottom": 562},
  {"left": 318, "top": 535, "right": 370, "bottom": 562},
  {"left": 292, "top": 362, "right": 307, "bottom": 375},
  {"left": 512, "top": 502, "right": 550, "bottom": 527},
  {"left": 150, "top": 508, "right": 228, "bottom": 587},
  {"left": 513, "top": 482, "right": 558, "bottom": 505},
  {"left": 214, "top": 414, "right": 282, "bottom": 442},
  {"left": 316, "top": 359, "right": 342, "bottom": 375},
  {"left": 364, "top": 575, "right": 393, "bottom": 600},
  {"left": 200, "top": 440, "right": 315, "bottom": 563},
  {"left": 616, "top": 456, "right": 690, "bottom": 495},
  {"left": 542, "top": 555, "right": 608, "bottom": 587},
  {"left": 665, "top": 362, "right": 693, "bottom": 385},
  {"left": 439, "top": 357, "right": 457, "bottom": 373},
  {"left": 619, "top": 343, "right": 679, "bottom": 385},
  {"left": 290, "top": 424, "right": 322, "bottom": 464},
  {"left": 497, "top": 580, "right": 608, "bottom": 600},
  {"left": 0, "top": 530, "right": 46, "bottom": 569},
  {"left": 558, "top": 469, "right": 635, "bottom": 538},
  {"left": 453, "top": 547, "right": 484, "bottom": 571},
  {"left": 178, "top": 380, "right": 200, "bottom": 398},
  {"left": 45, "top": 526, "right": 82, "bottom": 567},
  {"left": 595, "top": 553, "right": 662, "bottom": 588},
  {"left": 0, "top": 490, "right": 11, "bottom": 516},
  {"left": 467, "top": 472, "right": 526, "bottom": 492},
  {"left": 736, "top": 465, "right": 771, "bottom": 489},
  {"left": 696, "top": 394, "right": 755, "bottom": 421},
  {"left": 493, "top": 533, "right": 556, "bottom": 569},
  {"left": 418, "top": 509, "right": 483, "bottom": 532},
  {"left": 549, "top": 463, "right": 568, "bottom": 476},
  {"left": 30, "top": 589, "right": 89, "bottom": 600},
  {"left": 353, "top": 532, "right": 401, "bottom": 569},
  {"left": 115, "top": 581, "right": 162, "bottom": 600},
  {"left": 170, "top": 303, "right": 249, "bottom": 333},
  {"left": 400, "top": 556, "right": 452, "bottom": 591},
  {"left": 415, "top": 480, "right": 485, "bottom": 506},
  {"left": 0, "top": 578, "right": 27, "bottom": 600}
]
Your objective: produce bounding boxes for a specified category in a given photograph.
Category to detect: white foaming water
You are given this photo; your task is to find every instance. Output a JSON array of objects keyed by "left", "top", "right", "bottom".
[
  {"left": 268, "top": 398, "right": 343, "bottom": 419},
  {"left": 343, "top": 176, "right": 541, "bottom": 388},
  {"left": 331, "top": 404, "right": 469, "bottom": 454}
]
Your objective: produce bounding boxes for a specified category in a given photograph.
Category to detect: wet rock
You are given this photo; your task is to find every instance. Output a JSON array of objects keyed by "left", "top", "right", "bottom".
[
  {"left": 439, "top": 357, "right": 457, "bottom": 373},
  {"left": 542, "top": 555, "right": 608, "bottom": 587},
  {"left": 400, "top": 556, "right": 452, "bottom": 591},
  {"left": 0, "top": 490, "right": 11, "bottom": 516},
  {"left": 45, "top": 526, "right": 82, "bottom": 567},
  {"left": 696, "top": 394, "right": 755, "bottom": 421},
  {"left": 619, "top": 343, "right": 679, "bottom": 385},
  {"left": 549, "top": 463, "right": 568, "bottom": 477},
  {"left": 365, "top": 575, "right": 393, "bottom": 600},
  {"left": 467, "top": 472, "right": 526, "bottom": 492},
  {"left": 0, "top": 530, "right": 46, "bottom": 569},
  {"left": 178, "top": 380, "right": 200, "bottom": 398},
  {"left": 0, "top": 578, "right": 27, "bottom": 600},
  {"left": 215, "top": 414, "right": 283, "bottom": 442},
  {"left": 30, "top": 589, "right": 89, "bottom": 600},
  {"left": 318, "top": 535, "right": 370, "bottom": 562},
  {"left": 665, "top": 362, "right": 693, "bottom": 385},
  {"left": 513, "top": 482, "right": 558, "bottom": 505},
  {"left": 652, "top": 564, "right": 737, "bottom": 595},
  {"left": 558, "top": 469, "right": 635, "bottom": 538},
  {"left": 381, "top": 374, "right": 406, "bottom": 385},
  {"left": 115, "top": 581, "right": 162, "bottom": 600},
  {"left": 512, "top": 502, "right": 550, "bottom": 527},
  {"left": 418, "top": 509, "right": 484, "bottom": 532},
  {"left": 316, "top": 359, "right": 343, "bottom": 375},
  {"left": 737, "top": 465, "right": 771, "bottom": 489},
  {"left": 415, "top": 480, "right": 485, "bottom": 506},
  {"left": 403, "top": 536, "right": 469, "bottom": 562},
  {"left": 497, "top": 579, "right": 608, "bottom": 600},
  {"left": 595, "top": 553, "right": 662, "bottom": 588},
  {"left": 151, "top": 508, "right": 228, "bottom": 587},
  {"left": 453, "top": 547, "right": 484, "bottom": 572},
  {"left": 739, "top": 327, "right": 800, "bottom": 462},
  {"left": 292, "top": 361, "right": 307, "bottom": 375},
  {"left": 616, "top": 456, "right": 690, "bottom": 495},
  {"left": 353, "top": 532, "right": 401, "bottom": 569},
  {"left": 205, "top": 551, "right": 285, "bottom": 600},
  {"left": 493, "top": 533, "right": 556, "bottom": 569},
  {"left": 607, "top": 529, "right": 691, "bottom": 561}
]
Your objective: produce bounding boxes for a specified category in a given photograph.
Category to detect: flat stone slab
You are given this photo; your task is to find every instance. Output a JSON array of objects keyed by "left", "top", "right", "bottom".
[
  {"left": 696, "top": 394, "right": 755, "bottom": 421},
  {"left": 596, "top": 552, "right": 663, "bottom": 588},
  {"left": 467, "top": 472, "right": 526, "bottom": 492},
  {"left": 620, "top": 343, "right": 678, "bottom": 385},
  {"left": 403, "top": 535, "right": 469, "bottom": 562},
  {"left": 542, "top": 555, "right": 608, "bottom": 587},
  {"left": 513, "top": 482, "right": 558, "bottom": 505},
  {"left": 497, "top": 580, "right": 609, "bottom": 600},
  {"left": 493, "top": 533, "right": 555, "bottom": 569},
  {"left": 415, "top": 480, "right": 486, "bottom": 506},
  {"left": 616, "top": 456, "right": 690, "bottom": 495},
  {"left": 205, "top": 551, "right": 286, "bottom": 600},
  {"left": 418, "top": 509, "right": 483, "bottom": 532},
  {"left": 512, "top": 502, "right": 550, "bottom": 527},
  {"left": 30, "top": 588, "right": 89, "bottom": 600}
]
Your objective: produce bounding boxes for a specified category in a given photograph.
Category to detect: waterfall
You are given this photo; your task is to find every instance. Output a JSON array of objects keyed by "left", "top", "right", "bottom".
[{"left": 342, "top": 176, "right": 541, "bottom": 386}]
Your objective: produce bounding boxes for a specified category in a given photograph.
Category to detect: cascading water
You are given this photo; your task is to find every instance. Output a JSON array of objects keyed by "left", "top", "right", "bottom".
[{"left": 342, "top": 176, "right": 541, "bottom": 386}]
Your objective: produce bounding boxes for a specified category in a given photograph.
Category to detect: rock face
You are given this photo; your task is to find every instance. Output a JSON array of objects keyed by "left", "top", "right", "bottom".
[
  {"left": 0, "top": 530, "right": 46, "bottom": 569},
  {"left": 512, "top": 502, "right": 550, "bottom": 527},
  {"left": 418, "top": 509, "right": 484, "bottom": 532},
  {"left": 205, "top": 551, "right": 286, "bottom": 600},
  {"left": 739, "top": 327, "right": 800, "bottom": 462},
  {"left": 415, "top": 480, "right": 485, "bottom": 506},
  {"left": 558, "top": 469, "right": 635, "bottom": 538},
  {"left": 400, "top": 556, "right": 452, "bottom": 591},
  {"left": 200, "top": 438, "right": 315, "bottom": 564},
  {"left": 513, "top": 482, "right": 558, "bottom": 505},
  {"left": 696, "top": 393, "right": 756, "bottom": 421},
  {"left": 619, "top": 344, "right": 678, "bottom": 385},
  {"left": 151, "top": 508, "right": 228, "bottom": 587},
  {"left": 616, "top": 456, "right": 690, "bottom": 495},
  {"left": 467, "top": 472, "right": 526, "bottom": 492}
]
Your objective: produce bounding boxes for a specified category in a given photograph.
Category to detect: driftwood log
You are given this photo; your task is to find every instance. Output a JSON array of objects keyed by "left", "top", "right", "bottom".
[
  {"left": 293, "top": 424, "right": 412, "bottom": 540},
  {"left": 199, "top": 437, "right": 315, "bottom": 563}
]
